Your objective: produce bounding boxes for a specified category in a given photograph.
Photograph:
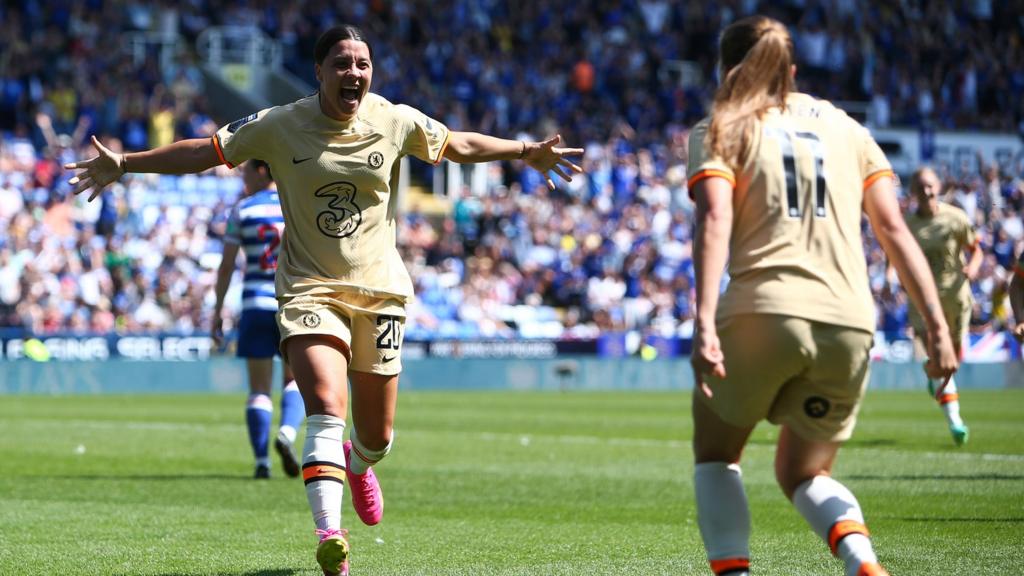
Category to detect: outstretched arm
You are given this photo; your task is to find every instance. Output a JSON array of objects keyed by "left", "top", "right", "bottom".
[
  {"left": 443, "top": 132, "right": 583, "bottom": 190},
  {"left": 66, "top": 136, "right": 222, "bottom": 200}
]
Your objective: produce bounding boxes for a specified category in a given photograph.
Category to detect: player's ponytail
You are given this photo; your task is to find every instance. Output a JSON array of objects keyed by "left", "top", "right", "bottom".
[{"left": 707, "top": 16, "right": 795, "bottom": 169}]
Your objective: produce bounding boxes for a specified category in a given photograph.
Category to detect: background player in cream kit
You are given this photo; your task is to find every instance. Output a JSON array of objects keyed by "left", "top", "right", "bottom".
[
  {"left": 903, "top": 166, "right": 982, "bottom": 446},
  {"left": 65, "top": 24, "right": 583, "bottom": 576}
]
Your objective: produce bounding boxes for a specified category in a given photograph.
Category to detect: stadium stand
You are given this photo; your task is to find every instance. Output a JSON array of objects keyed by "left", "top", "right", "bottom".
[{"left": 0, "top": 0, "right": 1022, "bottom": 349}]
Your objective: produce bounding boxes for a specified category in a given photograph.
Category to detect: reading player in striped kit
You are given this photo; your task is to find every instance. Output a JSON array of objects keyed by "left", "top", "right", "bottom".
[
  {"left": 212, "top": 159, "right": 304, "bottom": 479},
  {"left": 687, "top": 16, "right": 957, "bottom": 576},
  {"left": 66, "top": 25, "right": 582, "bottom": 576}
]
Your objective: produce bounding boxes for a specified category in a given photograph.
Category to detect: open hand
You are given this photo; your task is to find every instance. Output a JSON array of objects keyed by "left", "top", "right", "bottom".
[
  {"left": 65, "top": 135, "right": 125, "bottom": 201},
  {"left": 523, "top": 134, "right": 584, "bottom": 190}
]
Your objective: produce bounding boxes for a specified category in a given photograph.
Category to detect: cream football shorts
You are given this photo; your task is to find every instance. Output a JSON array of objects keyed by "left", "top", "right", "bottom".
[
  {"left": 277, "top": 292, "right": 406, "bottom": 376},
  {"left": 696, "top": 314, "right": 875, "bottom": 443},
  {"left": 909, "top": 292, "right": 971, "bottom": 355}
]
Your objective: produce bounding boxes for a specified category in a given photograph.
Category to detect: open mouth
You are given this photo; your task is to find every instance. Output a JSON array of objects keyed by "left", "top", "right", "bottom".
[{"left": 340, "top": 86, "right": 361, "bottom": 104}]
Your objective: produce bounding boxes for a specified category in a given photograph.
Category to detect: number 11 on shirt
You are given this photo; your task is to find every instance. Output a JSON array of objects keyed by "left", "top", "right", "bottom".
[{"left": 768, "top": 127, "right": 828, "bottom": 219}]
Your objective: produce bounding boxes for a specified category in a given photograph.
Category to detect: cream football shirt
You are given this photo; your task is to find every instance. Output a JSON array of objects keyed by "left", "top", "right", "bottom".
[
  {"left": 688, "top": 92, "right": 894, "bottom": 334},
  {"left": 905, "top": 202, "right": 976, "bottom": 302},
  {"left": 213, "top": 93, "right": 450, "bottom": 301}
]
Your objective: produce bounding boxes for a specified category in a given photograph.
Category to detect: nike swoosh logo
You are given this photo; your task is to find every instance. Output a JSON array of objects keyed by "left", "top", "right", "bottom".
[
  {"left": 316, "top": 468, "right": 332, "bottom": 475},
  {"left": 381, "top": 355, "right": 395, "bottom": 363},
  {"left": 292, "top": 156, "right": 312, "bottom": 164}
]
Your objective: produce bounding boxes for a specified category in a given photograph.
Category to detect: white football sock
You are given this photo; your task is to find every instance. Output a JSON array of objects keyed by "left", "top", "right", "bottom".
[
  {"left": 695, "top": 462, "right": 751, "bottom": 575},
  {"left": 936, "top": 376, "right": 964, "bottom": 427},
  {"left": 792, "top": 475, "right": 878, "bottom": 576},
  {"left": 348, "top": 427, "right": 393, "bottom": 475},
  {"left": 302, "top": 414, "right": 346, "bottom": 532}
]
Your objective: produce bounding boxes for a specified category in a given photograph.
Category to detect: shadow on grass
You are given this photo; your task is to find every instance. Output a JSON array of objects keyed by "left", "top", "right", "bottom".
[
  {"left": 846, "top": 473, "right": 1024, "bottom": 481},
  {"left": 845, "top": 438, "right": 899, "bottom": 447}
]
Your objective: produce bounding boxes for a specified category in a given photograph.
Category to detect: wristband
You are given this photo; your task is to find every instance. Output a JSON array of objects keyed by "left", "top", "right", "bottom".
[
  {"left": 518, "top": 141, "right": 526, "bottom": 159},
  {"left": 119, "top": 154, "right": 128, "bottom": 175}
]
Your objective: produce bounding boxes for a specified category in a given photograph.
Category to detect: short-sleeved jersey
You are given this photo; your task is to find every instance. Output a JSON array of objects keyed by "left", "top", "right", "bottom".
[
  {"left": 904, "top": 202, "right": 976, "bottom": 300},
  {"left": 213, "top": 93, "right": 450, "bottom": 301},
  {"left": 224, "top": 188, "right": 284, "bottom": 313},
  {"left": 687, "top": 92, "right": 893, "bottom": 334}
]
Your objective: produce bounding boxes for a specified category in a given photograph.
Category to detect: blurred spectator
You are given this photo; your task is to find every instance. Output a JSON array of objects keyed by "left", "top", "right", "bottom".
[{"left": 1, "top": 0, "right": 1023, "bottom": 341}]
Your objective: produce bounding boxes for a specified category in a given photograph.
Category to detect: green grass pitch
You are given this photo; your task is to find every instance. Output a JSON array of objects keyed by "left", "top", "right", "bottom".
[{"left": 1, "top": 389, "right": 1022, "bottom": 575}]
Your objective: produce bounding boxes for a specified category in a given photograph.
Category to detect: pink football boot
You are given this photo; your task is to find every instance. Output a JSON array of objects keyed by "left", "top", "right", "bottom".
[{"left": 343, "top": 440, "right": 384, "bottom": 525}]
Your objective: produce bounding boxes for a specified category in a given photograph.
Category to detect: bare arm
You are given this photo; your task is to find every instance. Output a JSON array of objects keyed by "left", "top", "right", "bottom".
[
  {"left": 211, "top": 241, "right": 240, "bottom": 348},
  {"left": 34, "top": 113, "right": 58, "bottom": 150},
  {"left": 691, "top": 176, "right": 734, "bottom": 386},
  {"left": 1010, "top": 266, "right": 1024, "bottom": 342},
  {"left": 863, "top": 175, "right": 957, "bottom": 378},
  {"left": 963, "top": 240, "right": 983, "bottom": 281},
  {"left": 444, "top": 132, "right": 583, "bottom": 190},
  {"left": 66, "top": 136, "right": 221, "bottom": 200}
]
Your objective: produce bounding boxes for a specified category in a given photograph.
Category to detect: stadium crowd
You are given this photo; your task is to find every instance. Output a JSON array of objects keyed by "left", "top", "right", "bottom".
[{"left": 1, "top": 0, "right": 1023, "bottom": 342}]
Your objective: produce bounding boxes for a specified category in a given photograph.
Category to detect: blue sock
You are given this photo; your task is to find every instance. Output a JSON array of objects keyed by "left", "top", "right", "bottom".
[
  {"left": 279, "top": 380, "right": 305, "bottom": 441},
  {"left": 246, "top": 394, "right": 273, "bottom": 464}
]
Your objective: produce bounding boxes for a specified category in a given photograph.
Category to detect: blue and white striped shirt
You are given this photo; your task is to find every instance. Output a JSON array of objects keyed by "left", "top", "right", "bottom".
[{"left": 225, "top": 189, "right": 283, "bottom": 313}]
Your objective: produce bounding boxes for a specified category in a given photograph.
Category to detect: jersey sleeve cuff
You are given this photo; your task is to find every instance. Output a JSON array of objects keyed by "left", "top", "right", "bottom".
[
  {"left": 862, "top": 169, "right": 894, "bottom": 190},
  {"left": 212, "top": 134, "right": 234, "bottom": 168},
  {"left": 687, "top": 169, "right": 735, "bottom": 199},
  {"left": 432, "top": 130, "right": 451, "bottom": 165}
]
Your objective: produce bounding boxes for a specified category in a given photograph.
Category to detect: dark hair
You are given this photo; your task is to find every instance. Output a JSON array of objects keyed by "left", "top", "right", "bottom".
[
  {"left": 250, "top": 159, "right": 272, "bottom": 182},
  {"left": 314, "top": 25, "right": 373, "bottom": 64},
  {"left": 708, "top": 16, "right": 795, "bottom": 169}
]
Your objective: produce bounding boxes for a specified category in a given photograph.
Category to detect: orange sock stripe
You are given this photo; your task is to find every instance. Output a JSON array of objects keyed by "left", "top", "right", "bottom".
[
  {"left": 709, "top": 557, "right": 750, "bottom": 574},
  {"left": 858, "top": 561, "right": 890, "bottom": 576},
  {"left": 302, "top": 461, "right": 346, "bottom": 484},
  {"left": 828, "top": 520, "right": 870, "bottom": 556},
  {"left": 351, "top": 443, "right": 380, "bottom": 465},
  {"left": 938, "top": 392, "right": 959, "bottom": 405}
]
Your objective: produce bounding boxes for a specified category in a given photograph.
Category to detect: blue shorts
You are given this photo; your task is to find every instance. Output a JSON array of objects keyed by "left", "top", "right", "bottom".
[{"left": 237, "top": 310, "right": 281, "bottom": 358}]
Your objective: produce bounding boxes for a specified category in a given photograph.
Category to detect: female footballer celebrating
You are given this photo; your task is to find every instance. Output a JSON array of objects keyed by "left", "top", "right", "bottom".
[
  {"left": 904, "top": 166, "right": 982, "bottom": 445},
  {"left": 66, "top": 25, "right": 582, "bottom": 576},
  {"left": 687, "top": 16, "right": 957, "bottom": 576}
]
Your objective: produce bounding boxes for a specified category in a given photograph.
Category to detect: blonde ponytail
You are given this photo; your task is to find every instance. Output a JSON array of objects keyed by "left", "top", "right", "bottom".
[{"left": 707, "top": 16, "right": 795, "bottom": 169}]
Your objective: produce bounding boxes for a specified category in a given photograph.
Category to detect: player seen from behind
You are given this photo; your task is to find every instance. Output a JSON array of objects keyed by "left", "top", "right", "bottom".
[
  {"left": 687, "top": 15, "right": 957, "bottom": 576},
  {"left": 212, "top": 159, "right": 304, "bottom": 479}
]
